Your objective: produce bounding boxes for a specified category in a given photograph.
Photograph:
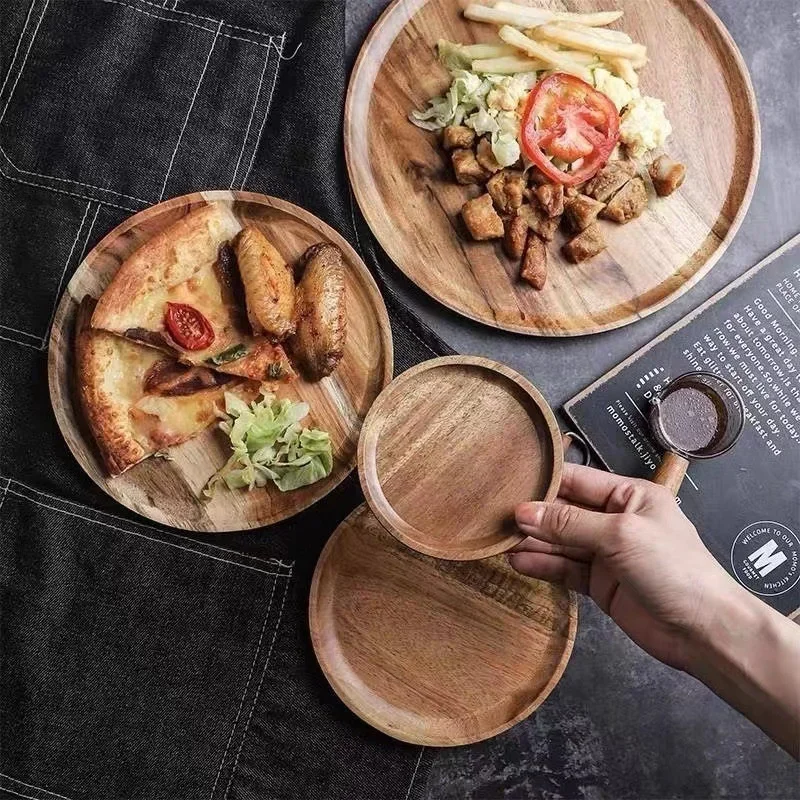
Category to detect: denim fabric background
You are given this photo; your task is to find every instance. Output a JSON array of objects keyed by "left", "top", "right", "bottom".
[{"left": 0, "top": 1, "right": 452, "bottom": 798}]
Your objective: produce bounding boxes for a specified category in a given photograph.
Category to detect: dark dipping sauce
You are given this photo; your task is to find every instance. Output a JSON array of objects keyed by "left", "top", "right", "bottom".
[{"left": 657, "top": 386, "right": 724, "bottom": 454}]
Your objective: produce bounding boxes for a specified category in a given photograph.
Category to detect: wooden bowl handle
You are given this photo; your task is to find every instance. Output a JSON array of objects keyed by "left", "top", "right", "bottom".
[{"left": 652, "top": 451, "right": 689, "bottom": 496}]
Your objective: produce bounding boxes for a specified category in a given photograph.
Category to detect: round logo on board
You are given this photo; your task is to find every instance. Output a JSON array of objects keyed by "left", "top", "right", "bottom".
[{"left": 730, "top": 521, "right": 800, "bottom": 597}]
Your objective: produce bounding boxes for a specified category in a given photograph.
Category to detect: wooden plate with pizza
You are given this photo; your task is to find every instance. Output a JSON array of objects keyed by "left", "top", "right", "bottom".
[{"left": 48, "top": 191, "right": 393, "bottom": 532}]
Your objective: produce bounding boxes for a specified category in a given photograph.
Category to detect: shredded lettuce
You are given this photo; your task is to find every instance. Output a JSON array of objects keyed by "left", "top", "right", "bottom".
[
  {"left": 409, "top": 56, "right": 539, "bottom": 168},
  {"left": 203, "top": 389, "right": 333, "bottom": 497}
]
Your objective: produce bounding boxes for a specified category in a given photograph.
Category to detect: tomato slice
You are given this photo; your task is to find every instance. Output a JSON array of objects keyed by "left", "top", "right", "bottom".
[
  {"left": 164, "top": 303, "right": 215, "bottom": 351},
  {"left": 521, "top": 73, "right": 620, "bottom": 187}
]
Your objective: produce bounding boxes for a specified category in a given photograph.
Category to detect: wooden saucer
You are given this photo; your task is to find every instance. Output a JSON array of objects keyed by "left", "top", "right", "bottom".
[
  {"left": 309, "top": 504, "right": 577, "bottom": 746},
  {"left": 357, "top": 356, "right": 562, "bottom": 559}
]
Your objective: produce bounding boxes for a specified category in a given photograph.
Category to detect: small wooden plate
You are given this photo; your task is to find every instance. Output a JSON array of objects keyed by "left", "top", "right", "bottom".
[
  {"left": 309, "top": 503, "right": 577, "bottom": 745},
  {"left": 345, "top": 0, "right": 760, "bottom": 336},
  {"left": 48, "top": 191, "right": 393, "bottom": 532},
  {"left": 358, "top": 356, "right": 562, "bottom": 559}
]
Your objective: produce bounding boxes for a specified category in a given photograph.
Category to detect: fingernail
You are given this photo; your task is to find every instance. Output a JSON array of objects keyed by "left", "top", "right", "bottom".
[{"left": 515, "top": 502, "right": 543, "bottom": 529}]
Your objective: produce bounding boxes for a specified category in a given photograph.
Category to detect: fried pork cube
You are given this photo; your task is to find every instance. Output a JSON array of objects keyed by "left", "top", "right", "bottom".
[
  {"left": 584, "top": 160, "right": 636, "bottom": 202},
  {"left": 487, "top": 169, "right": 526, "bottom": 215},
  {"left": 518, "top": 202, "right": 560, "bottom": 241},
  {"left": 503, "top": 213, "right": 527, "bottom": 260},
  {"left": 562, "top": 223, "right": 607, "bottom": 263},
  {"left": 534, "top": 183, "right": 564, "bottom": 218},
  {"left": 649, "top": 154, "right": 686, "bottom": 197},
  {"left": 601, "top": 176, "right": 648, "bottom": 224},
  {"left": 461, "top": 193, "right": 504, "bottom": 241},
  {"left": 476, "top": 138, "right": 502, "bottom": 174},
  {"left": 452, "top": 148, "right": 489, "bottom": 185},
  {"left": 442, "top": 125, "right": 476, "bottom": 151},
  {"left": 520, "top": 233, "right": 548, "bottom": 289},
  {"left": 564, "top": 186, "right": 581, "bottom": 199},
  {"left": 564, "top": 193, "right": 606, "bottom": 232},
  {"left": 528, "top": 166, "right": 550, "bottom": 186}
]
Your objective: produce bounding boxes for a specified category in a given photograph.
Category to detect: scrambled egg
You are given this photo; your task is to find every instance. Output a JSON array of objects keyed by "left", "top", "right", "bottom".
[
  {"left": 593, "top": 68, "right": 634, "bottom": 112},
  {"left": 619, "top": 94, "right": 673, "bottom": 158}
]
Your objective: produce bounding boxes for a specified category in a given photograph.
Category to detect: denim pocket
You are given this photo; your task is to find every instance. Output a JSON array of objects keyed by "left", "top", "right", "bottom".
[
  {"left": 0, "top": 478, "right": 293, "bottom": 800},
  {"left": 0, "top": 0, "right": 285, "bottom": 209}
]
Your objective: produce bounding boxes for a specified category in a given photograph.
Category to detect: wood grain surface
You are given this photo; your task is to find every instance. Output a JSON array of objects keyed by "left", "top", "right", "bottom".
[
  {"left": 358, "top": 356, "right": 562, "bottom": 559},
  {"left": 309, "top": 503, "right": 578, "bottom": 745},
  {"left": 345, "top": 0, "right": 760, "bottom": 336},
  {"left": 48, "top": 191, "right": 393, "bottom": 532}
]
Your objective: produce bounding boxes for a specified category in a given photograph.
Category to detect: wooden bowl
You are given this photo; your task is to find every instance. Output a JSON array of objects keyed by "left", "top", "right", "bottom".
[
  {"left": 357, "top": 356, "right": 562, "bottom": 559},
  {"left": 345, "top": 0, "right": 760, "bottom": 336},
  {"left": 48, "top": 191, "right": 393, "bottom": 532},
  {"left": 309, "top": 503, "right": 577, "bottom": 745}
]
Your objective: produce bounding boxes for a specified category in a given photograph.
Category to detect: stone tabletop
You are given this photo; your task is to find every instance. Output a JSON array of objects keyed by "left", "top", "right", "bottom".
[{"left": 345, "top": 2, "right": 800, "bottom": 798}]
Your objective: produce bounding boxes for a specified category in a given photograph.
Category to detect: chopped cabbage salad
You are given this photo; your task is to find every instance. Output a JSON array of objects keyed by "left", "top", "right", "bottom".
[{"left": 204, "top": 390, "right": 333, "bottom": 496}]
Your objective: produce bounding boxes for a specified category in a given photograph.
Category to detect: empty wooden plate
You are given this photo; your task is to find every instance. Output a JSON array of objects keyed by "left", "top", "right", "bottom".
[
  {"left": 346, "top": 0, "right": 760, "bottom": 335},
  {"left": 358, "top": 356, "right": 562, "bottom": 559},
  {"left": 309, "top": 503, "right": 577, "bottom": 745},
  {"left": 48, "top": 191, "right": 393, "bottom": 532}
]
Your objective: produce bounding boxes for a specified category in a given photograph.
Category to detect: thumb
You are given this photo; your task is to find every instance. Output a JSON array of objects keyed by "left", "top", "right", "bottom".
[{"left": 515, "top": 501, "right": 621, "bottom": 552}]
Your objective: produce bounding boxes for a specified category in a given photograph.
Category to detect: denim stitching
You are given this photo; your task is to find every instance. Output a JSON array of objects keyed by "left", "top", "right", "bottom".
[
  {"left": 0, "top": 144, "right": 151, "bottom": 205},
  {"left": 221, "top": 574, "right": 291, "bottom": 800},
  {"left": 159, "top": 18, "right": 223, "bottom": 200},
  {"left": 0, "top": 773, "right": 73, "bottom": 800},
  {"left": 240, "top": 32, "right": 285, "bottom": 189},
  {"left": 0, "top": 0, "right": 50, "bottom": 127},
  {"left": 42, "top": 201, "right": 100, "bottom": 346},
  {"left": 0, "top": 478, "right": 11, "bottom": 515},
  {"left": 0, "top": 161, "right": 139, "bottom": 212},
  {"left": 4, "top": 485, "right": 290, "bottom": 577},
  {"left": 2, "top": 477, "right": 292, "bottom": 571},
  {"left": 0, "top": 324, "right": 40, "bottom": 341},
  {"left": 134, "top": 0, "right": 275, "bottom": 40},
  {"left": 34, "top": 200, "right": 92, "bottom": 343},
  {"left": 404, "top": 749, "right": 425, "bottom": 800},
  {"left": 0, "top": 331, "right": 44, "bottom": 351},
  {"left": 208, "top": 573, "right": 281, "bottom": 800},
  {"left": 229, "top": 47, "right": 272, "bottom": 189},
  {"left": 0, "top": 0, "right": 37, "bottom": 106}
]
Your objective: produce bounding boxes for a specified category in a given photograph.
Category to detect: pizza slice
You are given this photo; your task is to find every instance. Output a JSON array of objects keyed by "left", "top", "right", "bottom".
[
  {"left": 91, "top": 203, "right": 296, "bottom": 383},
  {"left": 76, "top": 297, "right": 258, "bottom": 476}
]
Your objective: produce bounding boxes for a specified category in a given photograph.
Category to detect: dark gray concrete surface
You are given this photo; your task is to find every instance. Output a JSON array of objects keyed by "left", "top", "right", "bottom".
[{"left": 345, "top": 3, "right": 800, "bottom": 798}]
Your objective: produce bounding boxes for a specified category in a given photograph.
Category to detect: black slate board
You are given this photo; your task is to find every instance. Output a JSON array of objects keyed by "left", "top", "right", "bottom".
[{"left": 565, "top": 235, "right": 800, "bottom": 617}]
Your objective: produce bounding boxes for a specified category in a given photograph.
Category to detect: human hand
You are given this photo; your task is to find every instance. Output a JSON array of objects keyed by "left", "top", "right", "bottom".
[{"left": 509, "top": 463, "right": 738, "bottom": 671}]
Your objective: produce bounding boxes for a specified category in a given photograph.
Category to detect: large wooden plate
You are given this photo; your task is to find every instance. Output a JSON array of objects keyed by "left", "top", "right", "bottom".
[
  {"left": 346, "top": 0, "right": 760, "bottom": 336},
  {"left": 309, "top": 503, "right": 577, "bottom": 745},
  {"left": 48, "top": 191, "right": 393, "bottom": 532},
  {"left": 358, "top": 356, "right": 562, "bottom": 559}
]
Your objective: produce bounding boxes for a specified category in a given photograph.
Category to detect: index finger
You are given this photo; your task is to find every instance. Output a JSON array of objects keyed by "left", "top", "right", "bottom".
[{"left": 558, "top": 462, "right": 630, "bottom": 507}]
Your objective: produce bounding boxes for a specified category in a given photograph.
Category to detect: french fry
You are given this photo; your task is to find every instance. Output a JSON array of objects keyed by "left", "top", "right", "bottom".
[
  {"left": 552, "top": 20, "right": 633, "bottom": 43},
  {"left": 608, "top": 56, "right": 639, "bottom": 87},
  {"left": 532, "top": 23, "right": 647, "bottom": 61},
  {"left": 464, "top": 4, "right": 548, "bottom": 27},
  {"left": 455, "top": 43, "right": 520, "bottom": 60},
  {"left": 499, "top": 25, "right": 592, "bottom": 80},
  {"left": 494, "top": 2, "right": 623, "bottom": 27},
  {"left": 471, "top": 55, "right": 546, "bottom": 74}
]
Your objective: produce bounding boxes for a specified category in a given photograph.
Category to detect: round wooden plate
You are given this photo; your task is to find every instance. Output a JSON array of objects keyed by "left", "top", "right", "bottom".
[
  {"left": 309, "top": 503, "right": 577, "bottom": 745},
  {"left": 48, "top": 191, "right": 393, "bottom": 532},
  {"left": 345, "top": 0, "right": 760, "bottom": 336},
  {"left": 358, "top": 356, "right": 562, "bottom": 559}
]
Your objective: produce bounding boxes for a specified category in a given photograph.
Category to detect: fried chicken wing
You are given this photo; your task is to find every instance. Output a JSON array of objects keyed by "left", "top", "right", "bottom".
[
  {"left": 290, "top": 243, "right": 347, "bottom": 381},
  {"left": 234, "top": 226, "right": 296, "bottom": 340}
]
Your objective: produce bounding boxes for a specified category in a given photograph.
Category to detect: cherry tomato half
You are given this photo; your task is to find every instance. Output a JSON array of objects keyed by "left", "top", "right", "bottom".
[
  {"left": 164, "top": 303, "right": 215, "bottom": 351},
  {"left": 521, "top": 73, "right": 620, "bottom": 187}
]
